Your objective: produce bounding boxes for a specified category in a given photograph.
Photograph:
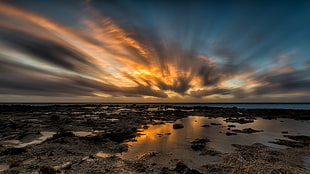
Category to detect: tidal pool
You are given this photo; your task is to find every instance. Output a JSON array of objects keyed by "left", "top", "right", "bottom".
[
  {"left": 120, "top": 116, "right": 310, "bottom": 171},
  {"left": 3, "top": 131, "right": 56, "bottom": 148}
]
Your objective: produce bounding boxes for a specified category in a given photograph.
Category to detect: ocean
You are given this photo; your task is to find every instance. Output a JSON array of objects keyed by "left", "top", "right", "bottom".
[{"left": 1, "top": 103, "right": 310, "bottom": 110}]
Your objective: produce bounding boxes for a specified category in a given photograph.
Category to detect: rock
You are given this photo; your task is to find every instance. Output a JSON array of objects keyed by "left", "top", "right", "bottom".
[
  {"left": 201, "top": 124, "right": 210, "bottom": 127},
  {"left": 200, "top": 149, "right": 221, "bottom": 156},
  {"left": 39, "top": 166, "right": 57, "bottom": 174},
  {"left": 283, "top": 135, "right": 310, "bottom": 143},
  {"left": 0, "top": 147, "right": 26, "bottom": 156},
  {"left": 227, "top": 124, "right": 236, "bottom": 127},
  {"left": 105, "top": 127, "right": 137, "bottom": 143},
  {"left": 269, "top": 139, "right": 306, "bottom": 148},
  {"left": 226, "top": 132, "right": 237, "bottom": 136},
  {"left": 175, "top": 161, "right": 188, "bottom": 173},
  {"left": 232, "top": 128, "right": 263, "bottom": 134},
  {"left": 132, "top": 162, "right": 146, "bottom": 172},
  {"left": 281, "top": 131, "right": 288, "bottom": 134},
  {"left": 191, "top": 138, "right": 210, "bottom": 151},
  {"left": 270, "top": 168, "right": 293, "bottom": 174},
  {"left": 224, "top": 118, "right": 254, "bottom": 124},
  {"left": 173, "top": 124, "right": 184, "bottom": 129},
  {"left": 270, "top": 135, "right": 310, "bottom": 147},
  {"left": 9, "top": 161, "right": 22, "bottom": 168},
  {"left": 165, "top": 133, "right": 171, "bottom": 135},
  {"left": 210, "top": 123, "right": 222, "bottom": 126},
  {"left": 184, "top": 168, "right": 202, "bottom": 174},
  {"left": 203, "top": 164, "right": 230, "bottom": 173},
  {"left": 174, "top": 162, "right": 202, "bottom": 174}
]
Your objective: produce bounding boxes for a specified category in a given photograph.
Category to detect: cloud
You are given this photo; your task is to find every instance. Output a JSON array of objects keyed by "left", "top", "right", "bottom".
[
  {"left": 0, "top": 30, "right": 99, "bottom": 73},
  {"left": 0, "top": 1, "right": 309, "bottom": 102},
  {"left": 253, "top": 69, "right": 310, "bottom": 95}
]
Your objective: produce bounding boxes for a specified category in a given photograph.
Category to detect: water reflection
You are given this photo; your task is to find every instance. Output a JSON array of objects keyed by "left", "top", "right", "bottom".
[{"left": 121, "top": 116, "right": 310, "bottom": 167}]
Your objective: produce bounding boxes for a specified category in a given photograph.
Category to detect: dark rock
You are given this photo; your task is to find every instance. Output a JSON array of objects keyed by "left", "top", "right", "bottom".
[
  {"left": 201, "top": 124, "right": 210, "bottom": 127},
  {"left": 281, "top": 131, "right": 288, "bottom": 134},
  {"left": 224, "top": 118, "right": 254, "bottom": 124},
  {"left": 203, "top": 164, "right": 232, "bottom": 173},
  {"left": 132, "top": 162, "right": 146, "bottom": 172},
  {"left": 200, "top": 149, "right": 221, "bottom": 156},
  {"left": 50, "top": 115, "right": 60, "bottom": 121},
  {"left": 226, "top": 132, "right": 237, "bottom": 136},
  {"left": 173, "top": 124, "right": 184, "bottom": 129},
  {"left": 270, "top": 135, "right": 310, "bottom": 147},
  {"left": 39, "top": 166, "right": 57, "bottom": 174},
  {"left": 283, "top": 135, "right": 310, "bottom": 143},
  {"left": 184, "top": 168, "right": 202, "bottom": 174},
  {"left": 210, "top": 123, "right": 222, "bottom": 126},
  {"left": 232, "top": 128, "right": 263, "bottom": 134},
  {"left": 227, "top": 124, "right": 236, "bottom": 127},
  {"left": 105, "top": 128, "right": 137, "bottom": 143},
  {"left": 165, "top": 133, "right": 171, "bottom": 135},
  {"left": 175, "top": 162, "right": 188, "bottom": 173},
  {"left": 191, "top": 138, "right": 210, "bottom": 151},
  {"left": 0, "top": 147, "right": 26, "bottom": 156},
  {"left": 174, "top": 162, "right": 202, "bottom": 173},
  {"left": 270, "top": 168, "right": 293, "bottom": 174},
  {"left": 269, "top": 139, "right": 306, "bottom": 148},
  {"left": 161, "top": 167, "right": 170, "bottom": 174},
  {"left": 9, "top": 161, "right": 22, "bottom": 168}
]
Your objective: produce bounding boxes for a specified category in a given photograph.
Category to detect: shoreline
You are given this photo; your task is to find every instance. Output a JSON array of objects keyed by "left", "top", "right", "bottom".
[{"left": 0, "top": 105, "right": 309, "bottom": 173}]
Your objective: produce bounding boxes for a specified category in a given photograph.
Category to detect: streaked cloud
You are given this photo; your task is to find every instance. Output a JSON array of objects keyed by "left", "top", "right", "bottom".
[{"left": 0, "top": 0, "right": 309, "bottom": 102}]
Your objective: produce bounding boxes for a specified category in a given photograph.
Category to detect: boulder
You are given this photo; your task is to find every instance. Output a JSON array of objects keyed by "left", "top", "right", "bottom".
[{"left": 173, "top": 124, "right": 184, "bottom": 129}]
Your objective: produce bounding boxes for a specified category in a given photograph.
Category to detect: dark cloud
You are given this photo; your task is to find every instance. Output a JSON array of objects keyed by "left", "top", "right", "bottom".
[
  {"left": 0, "top": 29, "right": 100, "bottom": 74},
  {"left": 253, "top": 69, "right": 310, "bottom": 95},
  {"left": 154, "top": 76, "right": 192, "bottom": 94},
  {"left": 190, "top": 88, "right": 231, "bottom": 98}
]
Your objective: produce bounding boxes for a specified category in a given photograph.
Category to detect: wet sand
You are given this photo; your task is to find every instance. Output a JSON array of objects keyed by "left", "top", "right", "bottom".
[{"left": 0, "top": 104, "right": 309, "bottom": 173}]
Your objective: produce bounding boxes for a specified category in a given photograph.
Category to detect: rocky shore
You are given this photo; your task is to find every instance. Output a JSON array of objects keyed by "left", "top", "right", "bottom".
[{"left": 0, "top": 104, "right": 309, "bottom": 173}]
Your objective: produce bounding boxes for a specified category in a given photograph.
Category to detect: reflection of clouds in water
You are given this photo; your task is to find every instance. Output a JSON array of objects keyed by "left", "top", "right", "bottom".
[{"left": 123, "top": 117, "right": 310, "bottom": 160}]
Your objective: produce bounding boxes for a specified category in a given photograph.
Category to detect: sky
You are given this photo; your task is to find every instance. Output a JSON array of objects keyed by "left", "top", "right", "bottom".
[{"left": 0, "top": 0, "right": 310, "bottom": 103}]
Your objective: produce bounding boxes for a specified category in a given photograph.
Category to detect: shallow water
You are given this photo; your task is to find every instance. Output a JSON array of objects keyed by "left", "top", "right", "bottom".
[
  {"left": 73, "top": 131, "right": 96, "bottom": 137},
  {"left": 120, "top": 116, "right": 309, "bottom": 171},
  {"left": 3, "top": 131, "right": 55, "bottom": 148}
]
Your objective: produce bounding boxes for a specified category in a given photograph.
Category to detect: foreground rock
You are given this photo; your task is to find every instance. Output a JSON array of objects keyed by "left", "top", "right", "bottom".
[
  {"left": 203, "top": 143, "right": 309, "bottom": 174},
  {"left": 174, "top": 161, "right": 202, "bottom": 174}
]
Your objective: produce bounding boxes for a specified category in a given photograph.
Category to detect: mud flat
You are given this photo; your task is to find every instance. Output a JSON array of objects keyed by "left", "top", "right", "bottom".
[{"left": 0, "top": 104, "right": 309, "bottom": 173}]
